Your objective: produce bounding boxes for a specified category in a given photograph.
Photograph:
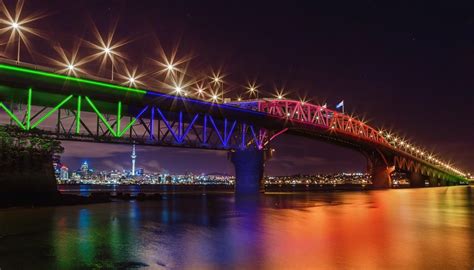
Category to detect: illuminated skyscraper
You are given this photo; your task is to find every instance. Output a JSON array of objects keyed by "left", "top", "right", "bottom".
[
  {"left": 131, "top": 144, "right": 137, "bottom": 176},
  {"left": 80, "top": 161, "right": 89, "bottom": 178}
]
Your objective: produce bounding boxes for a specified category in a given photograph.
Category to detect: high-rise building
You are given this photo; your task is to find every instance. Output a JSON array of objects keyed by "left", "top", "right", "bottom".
[
  {"left": 60, "top": 165, "right": 69, "bottom": 180},
  {"left": 80, "top": 161, "right": 89, "bottom": 178},
  {"left": 135, "top": 168, "right": 144, "bottom": 176},
  {"left": 131, "top": 144, "right": 137, "bottom": 176}
]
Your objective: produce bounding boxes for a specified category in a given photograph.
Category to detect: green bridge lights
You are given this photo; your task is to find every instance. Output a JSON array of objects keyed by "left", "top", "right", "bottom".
[
  {"left": 0, "top": 88, "right": 74, "bottom": 130},
  {"left": 0, "top": 87, "right": 143, "bottom": 138},
  {"left": 76, "top": 96, "right": 81, "bottom": 134},
  {"left": 0, "top": 64, "right": 147, "bottom": 95},
  {"left": 84, "top": 96, "right": 144, "bottom": 137}
]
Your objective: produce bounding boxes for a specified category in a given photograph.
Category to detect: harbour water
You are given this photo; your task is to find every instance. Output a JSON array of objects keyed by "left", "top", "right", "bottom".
[{"left": 0, "top": 185, "right": 473, "bottom": 269}]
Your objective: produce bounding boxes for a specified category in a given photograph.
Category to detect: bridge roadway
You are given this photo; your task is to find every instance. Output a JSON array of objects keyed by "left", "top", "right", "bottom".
[{"left": 0, "top": 60, "right": 467, "bottom": 195}]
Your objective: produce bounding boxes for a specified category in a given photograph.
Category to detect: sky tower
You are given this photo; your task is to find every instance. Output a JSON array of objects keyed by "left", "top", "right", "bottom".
[{"left": 131, "top": 144, "right": 137, "bottom": 176}]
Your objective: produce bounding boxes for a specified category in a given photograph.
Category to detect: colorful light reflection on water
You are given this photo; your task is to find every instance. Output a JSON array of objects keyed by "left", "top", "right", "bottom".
[{"left": 0, "top": 186, "right": 473, "bottom": 269}]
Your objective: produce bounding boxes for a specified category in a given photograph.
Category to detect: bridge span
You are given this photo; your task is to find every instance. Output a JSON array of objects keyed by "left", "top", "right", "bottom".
[{"left": 0, "top": 61, "right": 468, "bottom": 195}]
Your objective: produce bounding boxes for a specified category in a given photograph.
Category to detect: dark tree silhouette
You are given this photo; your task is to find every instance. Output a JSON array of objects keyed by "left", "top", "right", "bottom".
[{"left": 0, "top": 125, "right": 63, "bottom": 194}]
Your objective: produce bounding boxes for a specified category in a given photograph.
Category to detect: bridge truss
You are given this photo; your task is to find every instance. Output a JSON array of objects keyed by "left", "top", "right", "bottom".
[
  {"left": 0, "top": 62, "right": 467, "bottom": 183},
  {"left": 0, "top": 87, "right": 272, "bottom": 150}
]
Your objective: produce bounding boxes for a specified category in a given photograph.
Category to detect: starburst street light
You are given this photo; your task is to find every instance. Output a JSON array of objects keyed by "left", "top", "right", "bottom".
[
  {"left": 209, "top": 70, "right": 225, "bottom": 103},
  {"left": 174, "top": 84, "right": 183, "bottom": 94},
  {"left": 157, "top": 66, "right": 195, "bottom": 97},
  {"left": 275, "top": 88, "right": 286, "bottom": 100},
  {"left": 300, "top": 97, "right": 309, "bottom": 106},
  {"left": 246, "top": 81, "right": 260, "bottom": 99},
  {"left": 0, "top": 0, "right": 47, "bottom": 63},
  {"left": 118, "top": 65, "right": 146, "bottom": 88},
  {"left": 207, "top": 86, "right": 221, "bottom": 102},
  {"left": 152, "top": 45, "right": 190, "bottom": 80},
  {"left": 48, "top": 43, "right": 90, "bottom": 76},
  {"left": 193, "top": 81, "right": 207, "bottom": 99},
  {"left": 86, "top": 21, "right": 128, "bottom": 81}
]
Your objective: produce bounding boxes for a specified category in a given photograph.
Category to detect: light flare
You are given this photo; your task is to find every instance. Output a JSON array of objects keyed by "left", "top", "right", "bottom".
[
  {"left": 152, "top": 44, "right": 191, "bottom": 80},
  {"left": 0, "top": 0, "right": 47, "bottom": 62},
  {"left": 246, "top": 81, "right": 260, "bottom": 98},
  {"left": 48, "top": 42, "right": 90, "bottom": 76},
  {"left": 85, "top": 20, "right": 129, "bottom": 80},
  {"left": 118, "top": 65, "right": 146, "bottom": 88}
]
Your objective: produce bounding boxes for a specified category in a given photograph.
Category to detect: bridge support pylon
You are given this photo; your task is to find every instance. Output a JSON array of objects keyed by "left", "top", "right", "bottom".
[
  {"left": 371, "top": 165, "right": 395, "bottom": 189},
  {"left": 428, "top": 177, "right": 439, "bottom": 187},
  {"left": 229, "top": 148, "right": 271, "bottom": 196},
  {"left": 409, "top": 172, "right": 427, "bottom": 187}
]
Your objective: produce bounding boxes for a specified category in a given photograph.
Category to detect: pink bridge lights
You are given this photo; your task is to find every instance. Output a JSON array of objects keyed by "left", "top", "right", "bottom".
[
  {"left": 256, "top": 99, "right": 387, "bottom": 145},
  {"left": 233, "top": 98, "right": 387, "bottom": 145}
]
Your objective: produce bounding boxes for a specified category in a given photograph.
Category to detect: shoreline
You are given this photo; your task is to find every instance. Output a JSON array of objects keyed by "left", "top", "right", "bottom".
[{"left": 1, "top": 184, "right": 470, "bottom": 209}]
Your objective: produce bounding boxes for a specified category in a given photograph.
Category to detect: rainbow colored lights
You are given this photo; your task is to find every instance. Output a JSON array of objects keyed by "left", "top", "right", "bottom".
[{"left": 0, "top": 62, "right": 467, "bottom": 179}]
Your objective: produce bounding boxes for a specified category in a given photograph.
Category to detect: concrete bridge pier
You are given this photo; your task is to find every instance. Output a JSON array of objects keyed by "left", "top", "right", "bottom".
[
  {"left": 371, "top": 165, "right": 395, "bottom": 189},
  {"left": 409, "top": 172, "right": 427, "bottom": 187},
  {"left": 365, "top": 150, "right": 394, "bottom": 189},
  {"left": 428, "top": 177, "right": 440, "bottom": 187},
  {"left": 229, "top": 148, "right": 272, "bottom": 196}
]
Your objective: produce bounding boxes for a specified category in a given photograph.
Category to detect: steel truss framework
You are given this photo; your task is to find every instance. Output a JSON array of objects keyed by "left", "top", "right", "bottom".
[
  {"left": 256, "top": 99, "right": 387, "bottom": 144},
  {"left": 393, "top": 156, "right": 458, "bottom": 181},
  {"left": 0, "top": 88, "right": 273, "bottom": 150},
  {"left": 0, "top": 86, "right": 466, "bottom": 182},
  {"left": 244, "top": 99, "right": 464, "bottom": 180}
]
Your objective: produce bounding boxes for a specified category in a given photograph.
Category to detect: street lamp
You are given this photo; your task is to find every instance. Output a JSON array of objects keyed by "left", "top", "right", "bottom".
[
  {"left": 10, "top": 21, "right": 20, "bottom": 62},
  {"left": 87, "top": 22, "right": 128, "bottom": 81},
  {"left": 174, "top": 85, "right": 183, "bottom": 95},
  {"left": 102, "top": 46, "right": 115, "bottom": 80},
  {"left": 210, "top": 71, "right": 224, "bottom": 103},
  {"left": 274, "top": 88, "right": 286, "bottom": 100},
  {"left": 128, "top": 76, "right": 135, "bottom": 85},
  {"left": 0, "top": 2, "right": 46, "bottom": 63},
  {"left": 118, "top": 65, "right": 145, "bottom": 88},
  {"left": 194, "top": 81, "right": 206, "bottom": 99},
  {"left": 247, "top": 82, "right": 259, "bottom": 99}
]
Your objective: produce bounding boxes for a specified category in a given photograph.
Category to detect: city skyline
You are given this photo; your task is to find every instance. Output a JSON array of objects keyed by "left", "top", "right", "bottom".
[{"left": 60, "top": 138, "right": 366, "bottom": 176}]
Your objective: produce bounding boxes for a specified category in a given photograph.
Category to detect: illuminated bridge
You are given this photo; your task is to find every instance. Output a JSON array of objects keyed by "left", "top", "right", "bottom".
[{"left": 0, "top": 61, "right": 468, "bottom": 194}]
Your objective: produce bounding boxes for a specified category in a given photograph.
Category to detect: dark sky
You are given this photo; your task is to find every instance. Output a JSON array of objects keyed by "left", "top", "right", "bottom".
[{"left": 8, "top": 0, "right": 474, "bottom": 175}]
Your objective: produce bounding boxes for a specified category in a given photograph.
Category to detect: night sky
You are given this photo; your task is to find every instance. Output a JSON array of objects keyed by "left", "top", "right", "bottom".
[{"left": 6, "top": 0, "right": 474, "bottom": 175}]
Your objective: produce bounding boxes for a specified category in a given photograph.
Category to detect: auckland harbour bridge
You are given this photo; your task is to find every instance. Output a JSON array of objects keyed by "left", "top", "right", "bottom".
[{"left": 0, "top": 59, "right": 468, "bottom": 194}]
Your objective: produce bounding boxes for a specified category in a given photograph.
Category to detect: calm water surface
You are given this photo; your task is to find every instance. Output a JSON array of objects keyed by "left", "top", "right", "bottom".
[{"left": 0, "top": 186, "right": 473, "bottom": 269}]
